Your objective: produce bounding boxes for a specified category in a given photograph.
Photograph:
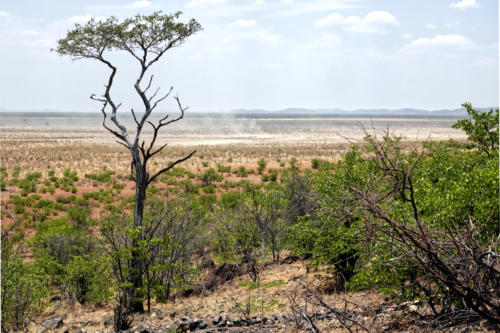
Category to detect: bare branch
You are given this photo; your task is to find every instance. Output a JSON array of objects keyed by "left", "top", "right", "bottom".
[
  {"left": 144, "top": 74, "right": 154, "bottom": 93},
  {"left": 131, "top": 108, "right": 140, "bottom": 127},
  {"left": 147, "top": 150, "right": 196, "bottom": 184},
  {"left": 150, "top": 86, "right": 174, "bottom": 111}
]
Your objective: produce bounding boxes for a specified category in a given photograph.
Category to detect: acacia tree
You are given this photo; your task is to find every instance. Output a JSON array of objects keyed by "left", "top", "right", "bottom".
[{"left": 55, "top": 11, "right": 202, "bottom": 312}]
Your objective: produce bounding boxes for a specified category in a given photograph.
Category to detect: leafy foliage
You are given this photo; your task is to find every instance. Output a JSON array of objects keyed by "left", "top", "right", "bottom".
[
  {"left": 2, "top": 229, "right": 49, "bottom": 331},
  {"left": 452, "top": 103, "right": 498, "bottom": 155}
]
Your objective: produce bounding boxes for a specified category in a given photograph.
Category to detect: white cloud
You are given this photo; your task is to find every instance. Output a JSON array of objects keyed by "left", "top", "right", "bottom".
[
  {"left": 126, "top": 0, "right": 152, "bottom": 9},
  {"left": 187, "top": 0, "right": 228, "bottom": 7},
  {"left": 291, "top": 33, "right": 342, "bottom": 57},
  {"left": 425, "top": 23, "right": 436, "bottom": 29},
  {"left": 473, "top": 57, "right": 497, "bottom": 67},
  {"left": 304, "top": 33, "right": 342, "bottom": 49},
  {"left": 315, "top": 10, "right": 398, "bottom": 33},
  {"left": 18, "top": 29, "right": 40, "bottom": 38},
  {"left": 314, "top": 13, "right": 360, "bottom": 27},
  {"left": 402, "top": 33, "right": 412, "bottom": 39},
  {"left": 67, "top": 15, "right": 107, "bottom": 25},
  {"left": 223, "top": 30, "right": 280, "bottom": 44},
  {"left": 349, "top": 11, "right": 399, "bottom": 33},
  {"left": 229, "top": 18, "right": 259, "bottom": 28},
  {"left": 450, "top": 0, "right": 479, "bottom": 9},
  {"left": 404, "top": 34, "right": 474, "bottom": 52},
  {"left": 0, "top": 10, "right": 10, "bottom": 18},
  {"left": 279, "top": 0, "right": 366, "bottom": 16}
]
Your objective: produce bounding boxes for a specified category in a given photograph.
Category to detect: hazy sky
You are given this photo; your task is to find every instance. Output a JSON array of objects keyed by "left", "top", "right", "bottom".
[{"left": 0, "top": 0, "right": 498, "bottom": 112}]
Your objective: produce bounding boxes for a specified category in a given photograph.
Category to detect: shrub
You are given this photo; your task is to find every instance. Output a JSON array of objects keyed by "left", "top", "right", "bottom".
[
  {"left": 236, "top": 166, "right": 248, "bottom": 178},
  {"left": 85, "top": 168, "right": 115, "bottom": 183},
  {"left": 217, "top": 163, "right": 231, "bottom": 173},
  {"left": 311, "top": 158, "right": 334, "bottom": 170},
  {"left": 31, "top": 217, "right": 111, "bottom": 304},
  {"left": 257, "top": 158, "right": 267, "bottom": 174},
  {"left": 199, "top": 168, "right": 223, "bottom": 187},
  {"left": 452, "top": 103, "right": 498, "bottom": 155},
  {"left": 2, "top": 230, "right": 49, "bottom": 331}
]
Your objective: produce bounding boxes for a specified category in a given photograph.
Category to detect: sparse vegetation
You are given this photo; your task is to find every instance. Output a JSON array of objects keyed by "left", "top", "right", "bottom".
[{"left": 0, "top": 105, "right": 498, "bottom": 331}]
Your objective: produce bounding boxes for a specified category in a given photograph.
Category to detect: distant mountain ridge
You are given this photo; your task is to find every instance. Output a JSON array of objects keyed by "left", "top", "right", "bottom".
[
  {"left": 1, "top": 106, "right": 497, "bottom": 117},
  {"left": 230, "top": 107, "right": 496, "bottom": 117}
]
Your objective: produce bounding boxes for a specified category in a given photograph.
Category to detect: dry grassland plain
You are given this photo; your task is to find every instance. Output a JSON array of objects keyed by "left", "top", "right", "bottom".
[{"left": 0, "top": 116, "right": 475, "bottom": 332}]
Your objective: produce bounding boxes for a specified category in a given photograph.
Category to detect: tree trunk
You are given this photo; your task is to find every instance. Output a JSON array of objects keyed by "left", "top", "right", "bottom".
[{"left": 130, "top": 158, "right": 147, "bottom": 313}]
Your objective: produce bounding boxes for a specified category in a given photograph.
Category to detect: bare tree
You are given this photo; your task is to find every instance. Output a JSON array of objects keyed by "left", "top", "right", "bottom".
[{"left": 55, "top": 11, "right": 202, "bottom": 312}]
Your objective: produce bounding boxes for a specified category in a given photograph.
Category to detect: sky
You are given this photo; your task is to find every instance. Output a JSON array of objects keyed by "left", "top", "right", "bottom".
[{"left": 0, "top": 0, "right": 498, "bottom": 112}]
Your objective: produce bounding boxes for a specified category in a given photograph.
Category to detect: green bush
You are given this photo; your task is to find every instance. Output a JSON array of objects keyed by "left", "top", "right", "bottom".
[
  {"left": 199, "top": 168, "right": 223, "bottom": 187},
  {"left": 32, "top": 217, "right": 111, "bottom": 304},
  {"left": 236, "top": 166, "right": 248, "bottom": 178},
  {"left": 2, "top": 231, "right": 49, "bottom": 331},
  {"left": 257, "top": 158, "right": 267, "bottom": 174},
  {"left": 217, "top": 163, "right": 231, "bottom": 173},
  {"left": 85, "top": 168, "right": 115, "bottom": 183}
]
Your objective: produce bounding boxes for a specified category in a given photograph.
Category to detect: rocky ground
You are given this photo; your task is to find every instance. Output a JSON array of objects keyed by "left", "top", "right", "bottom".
[{"left": 30, "top": 260, "right": 496, "bottom": 333}]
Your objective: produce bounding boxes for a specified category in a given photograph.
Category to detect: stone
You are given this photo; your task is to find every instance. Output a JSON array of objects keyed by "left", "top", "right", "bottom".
[
  {"left": 408, "top": 304, "right": 418, "bottom": 312},
  {"left": 316, "top": 314, "right": 326, "bottom": 320},
  {"left": 177, "top": 322, "right": 189, "bottom": 332},
  {"left": 104, "top": 318, "right": 114, "bottom": 327},
  {"left": 41, "top": 316, "right": 64, "bottom": 329},
  {"left": 134, "top": 323, "right": 147, "bottom": 332},
  {"left": 213, "top": 315, "right": 222, "bottom": 325},
  {"left": 169, "top": 312, "right": 177, "bottom": 319},
  {"left": 36, "top": 326, "right": 48, "bottom": 333},
  {"left": 198, "top": 321, "right": 208, "bottom": 330},
  {"left": 189, "top": 318, "right": 201, "bottom": 331}
]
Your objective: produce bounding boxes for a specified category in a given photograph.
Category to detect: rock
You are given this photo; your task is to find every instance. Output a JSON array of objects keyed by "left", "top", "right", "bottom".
[
  {"left": 198, "top": 321, "right": 208, "bottom": 330},
  {"left": 42, "top": 316, "right": 64, "bottom": 329},
  {"left": 281, "top": 314, "right": 290, "bottom": 321},
  {"left": 232, "top": 318, "right": 243, "bottom": 327},
  {"left": 408, "top": 304, "right": 418, "bottom": 312},
  {"left": 189, "top": 318, "right": 201, "bottom": 331},
  {"left": 104, "top": 318, "right": 114, "bottom": 327},
  {"left": 270, "top": 314, "right": 279, "bottom": 322},
  {"left": 36, "top": 326, "right": 48, "bottom": 333},
  {"left": 153, "top": 310, "right": 162, "bottom": 319},
  {"left": 213, "top": 315, "right": 222, "bottom": 325},
  {"left": 134, "top": 323, "right": 147, "bottom": 332},
  {"left": 177, "top": 321, "right": 189, "bottom": 332},
  {"left": 316, "top": 313, "right": 326, "bottom": 320}
]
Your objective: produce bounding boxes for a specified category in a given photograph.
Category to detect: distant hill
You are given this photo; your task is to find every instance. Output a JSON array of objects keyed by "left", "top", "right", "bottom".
[
  {"left": 230, "top": 107, "right": 496, "bottom": 117},
  {"left": 1, "top": 106, "right": 497, "bottom": 118}
]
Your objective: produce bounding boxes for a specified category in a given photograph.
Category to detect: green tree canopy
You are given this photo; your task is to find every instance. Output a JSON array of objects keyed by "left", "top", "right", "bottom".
[{"left": 452, "top": 103, "right": 499, "bottom": 155}]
